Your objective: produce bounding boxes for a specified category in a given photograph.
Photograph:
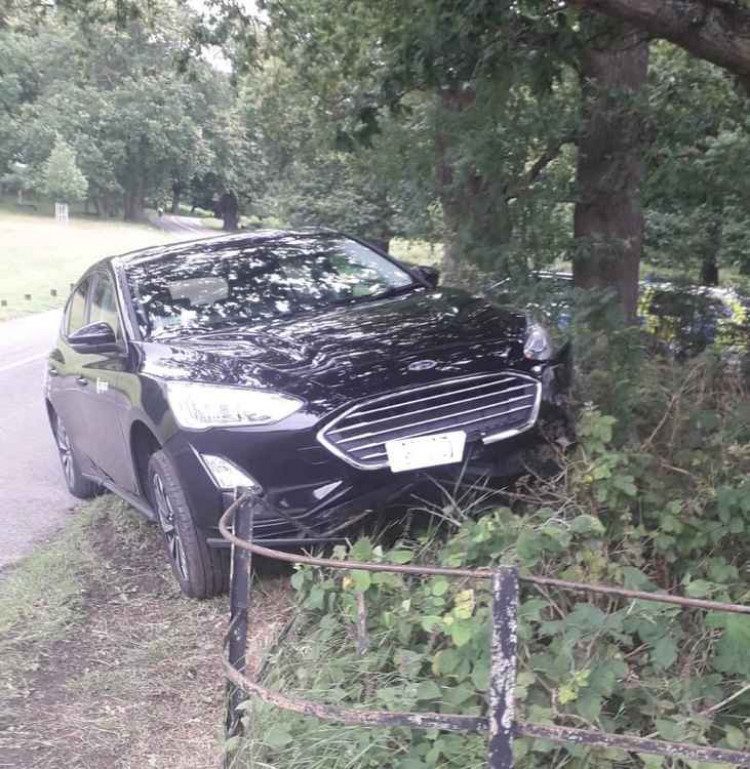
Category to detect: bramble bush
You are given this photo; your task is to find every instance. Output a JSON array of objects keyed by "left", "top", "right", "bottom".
[{"left": 236, "top": 354, "right": 750, "bottom": 769}]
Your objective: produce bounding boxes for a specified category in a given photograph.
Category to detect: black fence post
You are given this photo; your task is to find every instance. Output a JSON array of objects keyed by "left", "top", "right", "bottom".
[
  {"left": 225, "top": 493, "right": 255, "bottom": 742},
  {"left": 488, "top": 567, "right": 519, "bottom": 769}
]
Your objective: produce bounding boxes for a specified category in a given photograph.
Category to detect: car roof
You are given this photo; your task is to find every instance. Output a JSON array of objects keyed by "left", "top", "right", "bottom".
[{"left": 110, "top": 228, "right": 337, "bottom": 268}]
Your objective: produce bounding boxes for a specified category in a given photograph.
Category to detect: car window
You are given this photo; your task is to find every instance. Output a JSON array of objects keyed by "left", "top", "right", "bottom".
[
  {"left": 124, "top": 233, "right": 416, "bottom": 339},
  {"left": 90, "top": 272, "right": 121, "bottom": 339},
  {"left": 66, "top": 279, "right": 90, "bottom": 336}
]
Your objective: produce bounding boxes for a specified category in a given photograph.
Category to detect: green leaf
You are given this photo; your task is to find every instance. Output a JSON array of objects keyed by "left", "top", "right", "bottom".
[
  {"left": 290, "top": 569, "right": 307, "bottom": 590},
  {"left": 636, "top": 755, "right": 665, "bottom": 769},
  {"left": 351, "top": 569, "right": 372, "bottom": 591},
  {"left": 576, "top": 690, "right": 602, "bottom": 721},
  {"left": 450, "top": 622, "right": 473, "bottom": 647},
  {"left": 652, "top": 636, "right": 678, "bottom": 670},
  {"left": 431, "top": 577, "right": 450, "bottom": 597},
  {"left": 725, "top": 614, "right": 750, "bottom": 643},
  {"left": 453, "top": 590, "right": 475, "bottom": 619},
  {"left": 684, "top": 579, "right": 714, "bottom": 598},
  {"left": 416, "top": 680, "right": 442, "bottom": 701},
  {"left": 470, "top": 659, "right": 489, "bottom": 691},
  {"left": 265, "top": 724, "right": 293, "bottom": 748},
  {"left": 570, "top": 514, "right": 605, "bottom": 536},
  {"left": 350, "top": 538, "right": 374, "bottom": 561},
  {"left": 443, "top": 684, "right": 476, "bottom": 707},
  {"left": 388, "top": 549, "right": 413, "bottom": 564},
  {"left": 724, "top": 725, "right": 746, "bottom": 749},
  {"left": 421, "top": 615, "right": 442, "bottom": 633},
  {"left": 432, "top": 649, "right": 460, "bottom": 676},
  {"left": 655, "top": 718, "right": 682, "bottom": 742}
]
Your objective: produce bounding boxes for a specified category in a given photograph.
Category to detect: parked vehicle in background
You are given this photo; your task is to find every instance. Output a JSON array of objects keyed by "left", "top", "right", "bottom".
[
  {"left": 490, "top": 271, "right": 750, "bottom": 363},
  {"left": 44, "top": 230, "right": 570, "bottom": 598},
  {"left": 639, "top": 282, "right": 750, "bottom": 361}
]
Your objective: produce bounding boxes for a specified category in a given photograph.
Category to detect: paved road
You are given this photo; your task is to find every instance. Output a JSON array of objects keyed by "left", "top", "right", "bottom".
[
  {"left": 149, "top": 213, "right": 217, "bottom": 238},
  {"left": 0, "top": 310, "right": 76, "bottom": 571},
  {"left": 0, "top": 216, "right": 217, "bottom": 573}
]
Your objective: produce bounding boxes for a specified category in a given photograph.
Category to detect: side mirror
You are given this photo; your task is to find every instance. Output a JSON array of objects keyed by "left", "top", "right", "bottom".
[
  {"left": 414, "top": 265, "right": 440, "bottom": 288},
  {"left": 68, "top": 321, "right": 119, "bottom": 353}
]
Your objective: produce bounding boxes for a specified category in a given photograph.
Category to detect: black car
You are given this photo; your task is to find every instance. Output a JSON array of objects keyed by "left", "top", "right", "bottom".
[{"left": 45, "top": 230, "right": 569, "bottom": 597}]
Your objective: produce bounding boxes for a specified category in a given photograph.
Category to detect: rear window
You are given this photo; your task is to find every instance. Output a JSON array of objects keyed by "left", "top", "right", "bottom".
[{"left": 66, "top": 280, "right": 90, "bottom": 336}]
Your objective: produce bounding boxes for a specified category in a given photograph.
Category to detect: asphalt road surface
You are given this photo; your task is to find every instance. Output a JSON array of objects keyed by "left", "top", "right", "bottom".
[
  {"left": 0, "top": 216, "right": 217, "bottom": 573},
  {"left": 0, "top": 310, "right": 75, "bottom": 572},
  {"left": 149, "top": 212, "right": 217, "bottom": 239}
]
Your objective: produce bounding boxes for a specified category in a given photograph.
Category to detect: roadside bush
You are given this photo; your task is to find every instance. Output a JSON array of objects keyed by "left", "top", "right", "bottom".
[{"left": 235, "top": 355, "right": 750, "bottom": 769}]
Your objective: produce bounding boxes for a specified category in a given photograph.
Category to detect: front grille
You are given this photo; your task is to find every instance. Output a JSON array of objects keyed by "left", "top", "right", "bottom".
[{"left": 317, "top": 372, "right": 541, "bottom": 470}]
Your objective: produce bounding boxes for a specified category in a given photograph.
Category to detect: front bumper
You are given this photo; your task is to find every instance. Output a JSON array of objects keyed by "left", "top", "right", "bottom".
[{"left": 162, "top": 356, "right": 571, "bottom": 546}]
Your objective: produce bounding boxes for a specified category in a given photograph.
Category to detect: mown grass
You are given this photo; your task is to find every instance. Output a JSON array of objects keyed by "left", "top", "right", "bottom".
[
  {"left": 0, "top": 207, "right": 177, "bottom": 321},
  {"left": 0, "top": 494, "right": 291, "bottom": 768}
]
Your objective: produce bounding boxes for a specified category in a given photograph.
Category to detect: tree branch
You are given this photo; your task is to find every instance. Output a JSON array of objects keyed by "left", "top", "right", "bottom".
[
  {"left": 505, "top": 132, "right": 577, "bottom": 201},
  {"left": 572, "top": 0, "right": 750, "bottom": 81}
]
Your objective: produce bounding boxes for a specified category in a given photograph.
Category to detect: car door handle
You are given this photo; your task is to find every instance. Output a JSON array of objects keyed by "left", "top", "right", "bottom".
[
  {"left": 48, "top": 367, "right": 59, "bottom": 377},
  {"left": 76, "top": 376, "right": 89, "bottom": 387}
]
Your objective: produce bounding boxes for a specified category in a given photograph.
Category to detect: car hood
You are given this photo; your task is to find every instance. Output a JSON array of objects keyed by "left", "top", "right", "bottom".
[{"left": 139, "top": 287, "right": 531, "bottom": 414}]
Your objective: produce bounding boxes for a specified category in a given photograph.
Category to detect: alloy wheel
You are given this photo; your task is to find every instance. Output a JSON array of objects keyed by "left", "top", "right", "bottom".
[
  {"left": 152, "top": 472, "right": 189, "bottom": 580},
  {"left": 56, "top": 418, "right": 76, "bottom": 490}
]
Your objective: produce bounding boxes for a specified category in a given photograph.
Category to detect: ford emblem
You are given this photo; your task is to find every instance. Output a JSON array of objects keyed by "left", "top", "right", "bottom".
[{"left": 408, "top": 359, "right": 438, "bottom": 372}]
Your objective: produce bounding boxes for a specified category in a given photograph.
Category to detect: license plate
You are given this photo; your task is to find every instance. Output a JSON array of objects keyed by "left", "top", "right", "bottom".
[{"left": 385, "top": 431, "right": 466, "bottom": 473}]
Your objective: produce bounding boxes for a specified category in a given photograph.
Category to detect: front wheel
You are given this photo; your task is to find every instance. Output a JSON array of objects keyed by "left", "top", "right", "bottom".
[{"left": 147, "top": 450, "right": 229, "bottom": 598}]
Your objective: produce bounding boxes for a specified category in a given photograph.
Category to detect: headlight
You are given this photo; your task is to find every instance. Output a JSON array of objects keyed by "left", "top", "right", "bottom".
[
  {"left": 167, "top": 382, "right": 303, "bottom": 429},
  {"left": 524, "top": 323, "right": 553, "bottom": 361}
]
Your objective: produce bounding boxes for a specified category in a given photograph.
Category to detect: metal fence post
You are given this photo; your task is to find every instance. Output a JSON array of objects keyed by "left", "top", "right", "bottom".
[
  {"left": 488, "top": 567, "right": 519, "bottom": 769},
  {"left": 225, "top": 493, "right": 255, "bottom": 741}
]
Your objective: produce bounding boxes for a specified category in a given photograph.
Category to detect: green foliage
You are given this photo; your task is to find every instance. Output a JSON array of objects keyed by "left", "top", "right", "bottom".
[
  {"left": 40, "top": 135, "right": 88, "bottom": 203},
  {"left": 238, "top": 358, "right": 750, "bottom": 768},
  {"left": 0, "top": 2, "right": 238, "bottom": 219},
  {"left": 644, "top": 44, "right": 750, "bottom": 280}
]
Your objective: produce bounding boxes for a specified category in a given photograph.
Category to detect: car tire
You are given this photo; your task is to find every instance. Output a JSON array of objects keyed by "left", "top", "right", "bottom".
[
  {"left": 147, "top": 450, "right": 229, "bottom": 598},
  {"left": 53, "top": 412, "right": 98, "bottom": 499}
]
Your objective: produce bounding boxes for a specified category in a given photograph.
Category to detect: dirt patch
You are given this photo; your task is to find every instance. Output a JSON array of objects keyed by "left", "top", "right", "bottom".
[{"left": 0, "top": 501, "right": 293, "bottom": 769}]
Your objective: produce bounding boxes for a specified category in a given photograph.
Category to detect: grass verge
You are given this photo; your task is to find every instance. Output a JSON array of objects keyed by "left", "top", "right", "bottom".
[
  {"left": 0, "top": 210, "right": 178, "bottom": 321},
  {"left": 0, "top": 495, "right": 292, "bottom": 769}
]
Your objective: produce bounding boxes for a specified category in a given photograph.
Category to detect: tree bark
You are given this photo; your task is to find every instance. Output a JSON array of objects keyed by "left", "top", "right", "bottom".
[
  {"left": 573, "top": 17, "right": 650, "bottom": 322},
  {"left": 700, "top": 200, "right": 723, "bottom": 285},
  {"left": 171, "top": 181, "right": 182, "bottom": 214},
  {"left": 575, "top": 0, "right": 750, "bottom": 85},
  {"left": 123, "top": 175, "right": 145, "bottom": 221}
]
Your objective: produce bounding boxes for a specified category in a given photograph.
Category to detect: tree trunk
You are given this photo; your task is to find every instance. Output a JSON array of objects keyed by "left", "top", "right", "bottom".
[
  {"left": 369, "top": 236, "right": 392, "bottom": 254},
  {"left": 124, "top": 173, "right": 145, "bottom": 222},
  {"left": 700, "top": 201, "right": 723, "bottom": 286},
  {"left": 171, "top": 181, "right": 182, "bottom": 214},
  {"left": 573, "top": 17, "right": 650, "bottom": 322},
  {"left": 436, "top": 87, "right": 513, "bottom": 288}
]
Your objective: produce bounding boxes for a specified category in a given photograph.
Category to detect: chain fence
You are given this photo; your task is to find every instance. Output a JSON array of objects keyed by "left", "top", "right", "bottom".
[{"left": 219, "top": 492, "right": 750, "bottom": 769}]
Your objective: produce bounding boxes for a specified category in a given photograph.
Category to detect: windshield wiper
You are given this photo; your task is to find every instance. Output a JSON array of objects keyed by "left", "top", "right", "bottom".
[{"left": 365, "top": 283, "right": 423, "bottom": 303}]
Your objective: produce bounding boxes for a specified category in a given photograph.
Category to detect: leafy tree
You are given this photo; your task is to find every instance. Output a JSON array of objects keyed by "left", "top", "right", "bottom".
[
  {"left": 236, "top": 55, "right": 437, "bottom": 251},
  {"left": 643, "top": 44, "right": 750, "bottom": 283},
  {"left": 40, "top": 135, "right": 88, "bottom": 203},
  {"left": 0, "top": 2, "right": 235, "bottom": 220},
  {"left": 259, "top": 0, "right": 580, "bottom": 281}
]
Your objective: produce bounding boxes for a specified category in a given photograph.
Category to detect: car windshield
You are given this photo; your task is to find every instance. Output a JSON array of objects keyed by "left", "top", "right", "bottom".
[{"left": 124, "top": 233, "right": 417, "bottom": 339}]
